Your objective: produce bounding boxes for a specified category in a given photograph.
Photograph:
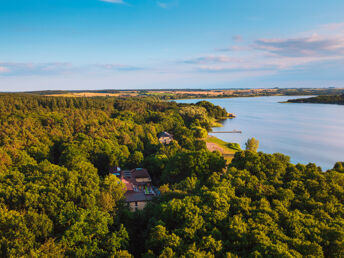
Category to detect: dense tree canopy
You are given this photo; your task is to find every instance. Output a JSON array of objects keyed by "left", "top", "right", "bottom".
[
  {"left": 0, "top": 94, "right": 226, "bottom": 256},
  {"left": 0, "top": 94, "right": 343, "bottom": 257},
  {"left": 144, "top": 151, "right": 344, "bottom": 257}
]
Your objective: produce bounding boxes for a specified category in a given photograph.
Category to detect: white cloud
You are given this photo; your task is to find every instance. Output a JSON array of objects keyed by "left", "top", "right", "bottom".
[
  {"left": 99, "top": 0, "right": 125, "bottom": 4},
  {"left": 207, "top": 22, "right": 344, "bottom": 75},
  {"left": 0, "top": 62, "right": 143, "bottom": 76},
  {"left": 157, "top": 2, "right": 168, "bottom": 8},
  {"left": 3, "top": 22, "right": 344, "bottom": 90},
  {"left": 156, "top": 0, "right": 178, "bottom": 9},
  {"left": 233, "top": 35, "right": 243, "bottom": 42},
  {"left": 0, "top": 66, "right": 10, "bottom": 73},
  {"left": 216, "top": 45, "right": 250, "bottom": 52},
  {"left": 0, "top": 62, "right": 72, "bottom": 76},
  {"left": 183, "top": 55, "right": 234, "bottom": 64},
  {"left": 95, "top": 64, "right": 143, "bottom": 71},
  {"left": 253, "top": 34, "right": 344, "bottom": 57},
  {"left": 319, "top": 22, "right": 344, "bottom": 32}
]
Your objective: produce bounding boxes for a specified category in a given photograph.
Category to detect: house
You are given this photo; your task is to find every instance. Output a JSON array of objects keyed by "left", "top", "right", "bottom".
[
  {"left": 113, "top": 167, "right": 156, "bottom": 211},
  {"left": 158, "top": 132, "right": 173, "bottom": 145}
]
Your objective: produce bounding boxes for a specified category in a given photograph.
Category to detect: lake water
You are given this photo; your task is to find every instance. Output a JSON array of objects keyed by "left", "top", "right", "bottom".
[{"left": 176, "top": 96, "right": 344, "bottom": 170}]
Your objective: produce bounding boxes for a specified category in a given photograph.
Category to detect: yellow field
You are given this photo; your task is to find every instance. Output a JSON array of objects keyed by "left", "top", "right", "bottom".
[
  {"left": 46, "top": 92, "right": 138, "bottom": 97},
  {"left": 44, "top": 88, "right": 282, "bottom": 98}
]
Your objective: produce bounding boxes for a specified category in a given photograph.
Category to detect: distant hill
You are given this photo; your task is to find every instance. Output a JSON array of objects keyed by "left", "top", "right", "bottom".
[{"left": 287, "top": 94, "right": 344, "bottom": 105}]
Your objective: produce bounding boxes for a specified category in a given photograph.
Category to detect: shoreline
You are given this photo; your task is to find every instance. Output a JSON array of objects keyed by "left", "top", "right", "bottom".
[{"left": 171, "top": 94, "right": 314, "bottom": 101}]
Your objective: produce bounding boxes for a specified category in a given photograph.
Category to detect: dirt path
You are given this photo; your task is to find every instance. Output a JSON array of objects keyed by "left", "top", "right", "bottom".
[
  {"left": 206, "top": 142, "right": 226, "bottom": 153},
  {"left": 206, "top": 141, "right": 235, "bottom": 163}
]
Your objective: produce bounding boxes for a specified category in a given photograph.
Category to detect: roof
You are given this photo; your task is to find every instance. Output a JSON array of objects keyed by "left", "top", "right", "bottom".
[
  {"left": 125, "top": 192, "right": 147, "bottom": 202},
  {"left": 158, "top": 132, "right": 173, "bottom": 138},
  {"left": 116, "top": 167, "right": 157, "bottom": 203},
  {"left": 121, "top": 178, "right": 133, "bottom": 191},
  {"left": 119, "top": 168, "right": 152, "bottom": 191},
  {"left": 132, "top": 168, "right": 150, "bottom": 178},
  {"left": 125, "top": 191, "right": 154, "bottom": 202}
]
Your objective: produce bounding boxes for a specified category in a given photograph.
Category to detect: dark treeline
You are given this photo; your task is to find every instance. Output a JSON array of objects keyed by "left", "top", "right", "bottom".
[
  {"left": 0, "top": 94, "right": 343, "bottom": 257},
  {"left": 287, "top": 94, "right": 344, "bottom": 105}
]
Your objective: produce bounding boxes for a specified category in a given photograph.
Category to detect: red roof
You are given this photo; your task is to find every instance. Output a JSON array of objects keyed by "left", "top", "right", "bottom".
[
  {"left": 121, "top": 178, "right": 133, "bottom": 191},
  {"left": 119, "top": 168, "right": 152, "bottom": 191},
  {"left": 118, "top": 168, "right": 156, "bottom": 202}
]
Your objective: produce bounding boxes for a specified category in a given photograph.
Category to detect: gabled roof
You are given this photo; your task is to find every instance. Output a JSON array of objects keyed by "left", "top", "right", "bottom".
[
  {"left": 158, "top": 131, "right": 173, "bottom": 138},
  {"left": 132, "top": 168, "right": 151, "bottom": 178},
  {"left": 121, "top": 178, "right": 133, "bottom": 191},
  {"left": 119, "top": 168, "right": 152, "bottom": 191},
  {"left": 125, "top": 192, "right": 146, "bottom": 202},
  {"left": 125, "top": 192, "right": 154, "bottom": 202},
  {"left": 120, "top": 168, "right": 155, "bottom": 203}
]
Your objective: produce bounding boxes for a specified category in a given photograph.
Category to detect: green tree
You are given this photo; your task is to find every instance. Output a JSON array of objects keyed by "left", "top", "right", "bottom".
[
  {"left": 245, "top": 137, "right": 259, "bottom": 152},
  {"left": 128, "top": 151, "right": 144, "bottom": 168}
]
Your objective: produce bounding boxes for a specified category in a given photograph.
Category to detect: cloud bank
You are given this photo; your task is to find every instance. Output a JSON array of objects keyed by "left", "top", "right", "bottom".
[
  {"left": 191, "top": 23, "right": 344, "bottom": 75},
  {"left": 254, "top": 34, "right": 344, "bottom": 57}
]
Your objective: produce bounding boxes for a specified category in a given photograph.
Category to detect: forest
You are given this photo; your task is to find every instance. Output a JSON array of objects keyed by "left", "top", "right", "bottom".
[
  {"left": 287, "top": 94, "right": 344, "bottom": 105},
  {"left": 0, "top": 94, "right": 343, "bottom": 257}
]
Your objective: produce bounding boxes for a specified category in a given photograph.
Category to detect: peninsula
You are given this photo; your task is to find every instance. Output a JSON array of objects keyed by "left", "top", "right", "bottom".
[{"left": 287, "top": 94, "right": 344, "bottom": 105}]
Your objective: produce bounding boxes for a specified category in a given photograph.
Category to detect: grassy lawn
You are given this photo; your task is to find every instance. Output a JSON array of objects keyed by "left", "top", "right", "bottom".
[
  {"left": 205, "top": 136, "right": 241, "bottom": 163},
  {"left": 206, "top": 136, "right": 241, "bottom": 152},
  {"left": 211, "top": 121, "right": 223, "bottom": 127}
]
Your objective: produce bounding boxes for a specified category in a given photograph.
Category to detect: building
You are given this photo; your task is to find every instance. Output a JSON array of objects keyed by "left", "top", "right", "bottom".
[
  {"left": 112, "top": 167, "right": 156, "bottom": 211},
  {"left": 158, "top": 132, "right": 173, "bottom": 145}
]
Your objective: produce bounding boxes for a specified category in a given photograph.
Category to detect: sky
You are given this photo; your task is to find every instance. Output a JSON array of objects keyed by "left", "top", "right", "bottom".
[{"left": 1, "top": 0, "right": 344, "bottom": 91}]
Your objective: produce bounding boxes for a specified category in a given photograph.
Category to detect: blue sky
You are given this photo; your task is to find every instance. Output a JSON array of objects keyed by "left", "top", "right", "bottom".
[{"left": 1, "top": 0, "right": 344, "bottom": 91}]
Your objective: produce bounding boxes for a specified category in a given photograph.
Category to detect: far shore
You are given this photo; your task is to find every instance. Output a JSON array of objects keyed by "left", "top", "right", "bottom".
[{"left": 17, "top": 87, "right": 344, "bottom": 100}]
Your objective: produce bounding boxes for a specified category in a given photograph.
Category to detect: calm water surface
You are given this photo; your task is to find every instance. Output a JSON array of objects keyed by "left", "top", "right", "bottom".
[{"left": 177, "top": 96, "right": 344, "bottom": 170}]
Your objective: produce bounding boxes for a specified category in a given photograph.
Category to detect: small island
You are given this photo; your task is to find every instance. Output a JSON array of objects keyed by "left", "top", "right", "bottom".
[{"left": 287, "top": 94, "right": 344, "bottom": 105}]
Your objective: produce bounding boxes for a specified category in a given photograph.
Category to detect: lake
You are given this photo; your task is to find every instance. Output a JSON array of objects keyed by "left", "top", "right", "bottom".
[{"left": 176, "top": 96, "right": 344, "bottom": 170}]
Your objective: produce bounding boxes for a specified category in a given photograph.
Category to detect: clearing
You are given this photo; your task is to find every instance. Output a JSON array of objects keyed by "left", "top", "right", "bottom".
[{"left": 205, "top": 136, "right": 241, "bottom": 163}]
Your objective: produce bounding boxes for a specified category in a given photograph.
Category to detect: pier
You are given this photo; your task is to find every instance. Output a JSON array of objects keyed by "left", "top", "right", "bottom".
[{"left": 211, "top": 130, "right": 242, "bottom": 134}]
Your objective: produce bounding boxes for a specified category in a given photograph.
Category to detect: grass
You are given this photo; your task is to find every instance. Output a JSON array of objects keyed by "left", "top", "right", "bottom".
[
  {"left": 205, "top": 136, "right": 241, "bottom": 163},
  {"left": 211, "top": 121, "right": 223, "bottom": 127},
  {"left": 206, "top": 136, "right": 241, "bottom": 152}
]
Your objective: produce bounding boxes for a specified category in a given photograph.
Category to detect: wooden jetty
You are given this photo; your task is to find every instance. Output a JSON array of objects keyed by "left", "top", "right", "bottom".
[{"left": 211, "top": 130, "right": 242, "bottom": 134}]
